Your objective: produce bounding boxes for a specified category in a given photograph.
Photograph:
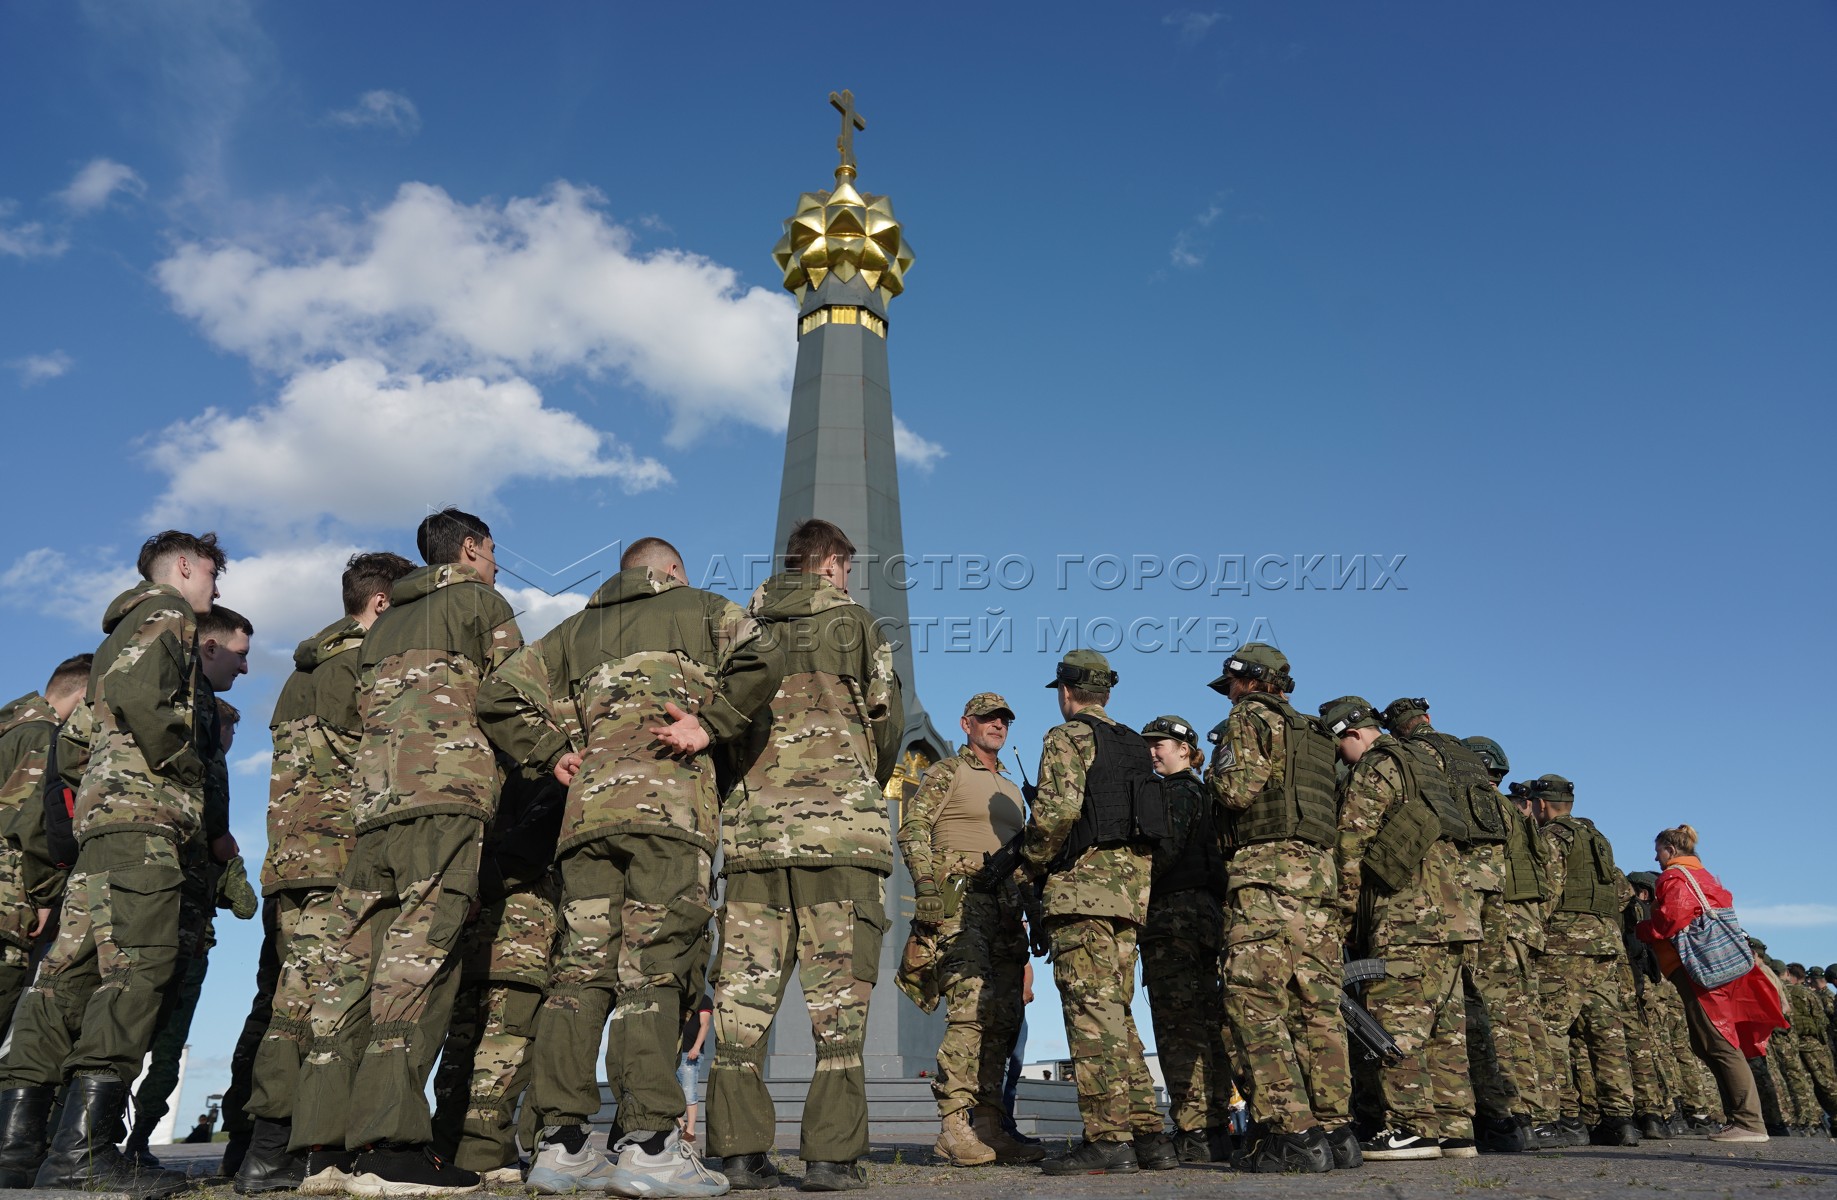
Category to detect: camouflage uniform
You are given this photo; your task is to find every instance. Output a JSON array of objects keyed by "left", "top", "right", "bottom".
[
  {"left": 1616, "top": 956, "right": 1670, "bottom": 1119},
  {"left": 1473, "top": 803, "right": 1550, "bottom": 1124},
  {"left": 234, "top": 616, "right": 369, "bottom": 1138},
  {"left": 1537, "top": 818, "right": 1634, "bottom": 1124},
  {"left": 1797, "top": 983, "right": 1837, "bottom": 1117},
  {"left": 1769, "top": 1015, "right": 1817, "bottom": 1126},
  {"left": 1642, "top": 974, "right": 1719, "bottom": 1117},
  {"left": 1337, "top": 738, "right": 1480, "bottom": 1141},
  {"left": 1210, "top": 696, "right": 1349, "bottom": 1136},
  {"left": 431, "top": 767, "right": 562, "bottom": 1171},
  {"left": 0, "top": 693, "right": 65, "bottom": 1031},
  {"left": 1141, "top": 768, "right": 1226, "bottom": 1137},
  {"left": 693, "top": 571, "right": 903, "bottom": 1166},
  {"left": 291, "top": 563, "right": 523, "bottom": 1152},
  {"left": 478, "top": 567, "right": 747, "bottom": 1146},
  {"left": 0, "top": 583, "right": 204, "bottom": 1090},
  {"left": 895, "top": 743, "right": 1027, "bottom": 1123}
]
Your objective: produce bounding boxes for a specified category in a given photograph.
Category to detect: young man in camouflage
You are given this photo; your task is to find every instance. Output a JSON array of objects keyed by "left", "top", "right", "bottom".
[
  {"left": 1325, "top": 697, "right": 1478, "bottom": 1162},
  {"left": 0, "top": 654, "right": 92, "bottom": 1042},
  {"left": 1380, "top": 700, "right": 1527, "bottom": 1155},
  {"left": 1529, "top": 775, "right": 1639, "bottom": 1148},
  {"left": 480, "top": 535, "right": 745, "bottom": 1197},
  {"left": 291, "top": 507, "right": 523, "bottom": 1195},
  {"left": 1138, "top": 714, "right": 1229, "bottom": 1163},
  {"left": 228, "top": 551, "right": 415, "bottom": 1192},
  {"left": 0, "top": 529, "right": 225, "bottom": 1197},
  {"left": 1014, "top": 650, "right": 1171, "bottom": 1177},
  {"left": 1206, "top": 645, "right": 1350, "bottom": 1174},
  {"left": 895, "top": 692, "right": 1038, "bottom": 1168},
  {"left": 652, "top": 518, "right": 903, "bottom": 1193}
]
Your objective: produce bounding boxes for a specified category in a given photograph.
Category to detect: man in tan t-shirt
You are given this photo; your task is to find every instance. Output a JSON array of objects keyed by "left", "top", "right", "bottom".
[{"left": 897, "top": 692, "right": 1042, "bottom": 1166}]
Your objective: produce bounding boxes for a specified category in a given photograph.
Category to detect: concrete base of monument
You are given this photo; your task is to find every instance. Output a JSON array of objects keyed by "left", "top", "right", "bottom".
[{"left": 588, "top": 1077, "right": 1085, "bottom": 1147}]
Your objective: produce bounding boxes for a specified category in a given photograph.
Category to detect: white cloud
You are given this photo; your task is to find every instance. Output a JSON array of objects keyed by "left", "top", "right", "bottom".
[
  {"left": 893, "top": 416, "right": 946, "bottom": 472},
  {"left": 499, "top": 586, "right": 589, "bottom": 641},
  {"left": 8, "top": 352, "right": 73, "bottom": 386},
  {"left": 327, "top": 89, "right": 421, "bottom": 136},
  {"left": 144, "top": 358, "right": 671, "bottom": 533},
  {"left": 1169, "top": 196, "right": 1227, "bottom": 270},
  {"left": 56, "top": 158, "right": 146, "bottom": 213},
  {"left": 1164, "top": 10, "right": 1224, "bottom": 44},
  {"left": 231, "top": 749, "right": 271, "bottom": 777},
  {"left": 1740, "top": 904, "right": 1837, "bottom": 930},
  {"left": 0, "top": 203, "right": 67, "bottom": 258},
  {"left": 0, "top": 548, "right": 138, "bottom": 633}
]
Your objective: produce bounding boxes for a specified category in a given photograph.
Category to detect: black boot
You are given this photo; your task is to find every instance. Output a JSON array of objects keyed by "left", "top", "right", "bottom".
[
  {"left": 1590, "top": 1117, "right": 1641, "bottom": 1147},
  {"left": 0, "top": 1086, "right": 55, "bottom": 1188},
  {"left": 233, "top": 1117, "right": 306, "bottom": 1194},
  {"left": 34, "top": 1074, "right": 189, "bottom": 1196},
  {"left": 1478, "top": 1114, "right": 1527, "bottom": 1154},
  {"left": 220, "top": 1126, "right": 253, "bottom": 1178},
  {"left": 1637, "top": 1112, "right": 1667, "bottom": 1141},
  {"left": 1039, "top": 1139, "right": 1140, "bottom": 1176},
  {"left": 1132, "top": 1131, "right": 1178, "bottom": 1170},
  {"left": 722, "top": 1151, "right": 781, "bottom": 1190}
]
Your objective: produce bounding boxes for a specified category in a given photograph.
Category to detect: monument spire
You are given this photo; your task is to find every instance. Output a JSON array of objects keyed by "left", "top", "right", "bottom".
[{"left": 767, "top": 90, "right": 948, "bottom": 1080}]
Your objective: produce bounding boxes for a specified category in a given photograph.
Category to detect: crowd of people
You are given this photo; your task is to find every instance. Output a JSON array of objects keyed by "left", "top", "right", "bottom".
[{"left": 0, "top": 508, "right": 1824, "bottom": 1199}]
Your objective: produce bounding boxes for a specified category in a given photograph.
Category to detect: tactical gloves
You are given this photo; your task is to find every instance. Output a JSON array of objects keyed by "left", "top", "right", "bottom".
[
  {"left": 913, "top": 878, "right": 944, "bottom": 926},
  {"left": 217, "top": 855, "right": 259, "bottom": 920}
]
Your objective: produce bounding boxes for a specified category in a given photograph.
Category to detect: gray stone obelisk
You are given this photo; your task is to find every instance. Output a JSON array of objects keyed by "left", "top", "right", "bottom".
[{"left": 763, "top": 91, "right": 951, "bottom": 1081}]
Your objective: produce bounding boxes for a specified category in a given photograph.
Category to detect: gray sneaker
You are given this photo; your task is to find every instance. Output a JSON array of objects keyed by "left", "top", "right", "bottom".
[
  {"left": 527, "top": 1126, "right": 623, "bottom": 1195},
  {"left": 603, "top": 1131, "right": 729, "bottom": 1197}
]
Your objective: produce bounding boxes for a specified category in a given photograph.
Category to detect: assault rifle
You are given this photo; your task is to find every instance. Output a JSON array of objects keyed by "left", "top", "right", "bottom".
[
  {"left": 971, "top": 830, "right": 1050, "bottom": 958},
  {"left": 1340, "top": 957, "right": 1404, "bottom": 1067}
]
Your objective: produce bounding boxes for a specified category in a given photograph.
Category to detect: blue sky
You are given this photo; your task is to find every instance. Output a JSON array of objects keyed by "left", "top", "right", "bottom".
[{"left": 3, "top": 2, "right": 1833, "bottom": 1120}]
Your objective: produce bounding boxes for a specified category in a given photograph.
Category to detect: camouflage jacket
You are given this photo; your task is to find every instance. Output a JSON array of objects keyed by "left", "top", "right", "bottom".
[
  {"left": 1337, "top": 741, "right": 1481, "bottom": 950},
  {"left": 1021, "top": 705, "right": 1151, "bottom": 925},
  {"left": 479, "top": 568, "right": 748, "bottom": 857},
  {"left": 262, "top": 616, "right": 366, "bottom": 894},
  {"left": 353, "top": 563, "right": 523, "bottom": 833},
  {"left": 1787, "top": 984, "right": 1826, "bottom": 1040},
  {"left": 74, "top": 583, "right": 206, "bottom": 847},
  {"left": 1206, "top": 698, "right": 1337, "bottom": 903},
  {"left": 0, "top": 693, "right": 59, "bottom": 949},
  {"left": 698, "top": 572, "right": 904, "bottom": 874},
  {"left": 1540, "top": 821, "right": 1628, "bottom": 957},
  {"left": 896, "top": 746, "right": 1025, "bottom": 887}
]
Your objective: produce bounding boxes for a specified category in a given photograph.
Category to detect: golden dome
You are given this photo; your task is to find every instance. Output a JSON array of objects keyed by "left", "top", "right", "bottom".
[{"left": 772, "top": 170, "right": 916, "bottom": 303}]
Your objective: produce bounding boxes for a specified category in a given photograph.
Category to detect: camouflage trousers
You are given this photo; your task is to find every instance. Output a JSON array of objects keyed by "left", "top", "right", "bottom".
[
  {"left": 1366, "top": 941, "right": 1474, "bottom": 1140},
  {"left": 528, "top": 834, "right": 711, "bottom": 1141},
  {"left": 930, "top": 850, "right": 1027, "bottom": 1121},
  {"left": 1048, "top": 915, "right": 1160, "bottom": 1142},
  {"left": 1770, "top": 1026, "right": 1819, "bottom": 1125},
  {"left": 1799, "top": 1033, "right": 1837, "bottom": 1117},
  {"left": 291, "top": 813, "right": 481, "bottom": 1151},
  {"left": 432, "top": 876, "right": 559, "bottom": 1171},
  {"left": 1538, "top": 953, "right": 1632, "bottom": 1121},
  {"left": 1637, "top": 971, "right": 1715, "bottom": 1117},
  {"left": 1617, "top": 965, "right": 1670, "bottom": 1118},
  {"left": 1221, "top": 884, "right": 1351, "bottom": 1134},
  {"left": 0, "top": 941, "right": 30, "bottom": 1044},
  {"left": 0, "top": 831, "right": 183, "bottom": 1088},
  {"left": 1141, "top": 889, "right": 1226, "bottom": 1134},
  {"left": 709, "top": 865, "right": 885, "bottom": 1164},
  {"left": 246, "top": 886, "right": 342, "bottom": 1122}
]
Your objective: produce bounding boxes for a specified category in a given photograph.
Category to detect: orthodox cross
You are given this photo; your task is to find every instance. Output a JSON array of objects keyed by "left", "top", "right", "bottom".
[{"left": 830, "top": 89, "right": 866, "bottom": 171}]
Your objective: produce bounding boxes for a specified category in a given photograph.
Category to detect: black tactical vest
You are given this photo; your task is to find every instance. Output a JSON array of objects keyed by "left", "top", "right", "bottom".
[
  {"left": 1051, "top": 714, "right": 1167, "bottom": 872},
  {"left": 1153, "top": 771, "right": 1225, "bottom": 898},
  {"left": 1226, "top": 694, "right": 1340, "bottom": 851},
  {"left": 1553, "top": 816, "right": 1621, "bottom": 918},
  {"left": 1408, "top": 728, "right": 1508, "bottom": 843}
]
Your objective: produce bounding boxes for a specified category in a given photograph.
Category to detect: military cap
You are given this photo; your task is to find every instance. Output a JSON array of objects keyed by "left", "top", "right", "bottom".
[
  {"left": 1528, "top": 773, "right": 1575, "bottom": 798},
  {"left": 1768, "top": 958, "right": 1787, "bottom": 975},
  {"left": 1825, "top": 964, "right": 1837, "bottom": 984},
  {"left": 1046, "top": 648, "right": 1117, "bottom": 691},
  {"left": 963, "top": 692, "right": 1015, "bottom": 720},
  {"left": 1381, "top": 697, "right": 1430, "bottom": 734},
  {"left": 1626, "top": 871, "right": 1659, "bottom": 891},
  {"left": 1206, "top": 642, "right": 1292, "bottom": 694},
  {"left": 1319, "top": 695, "right": 1382, "bottom": 738},
  {"left": 1463, "top": 735, "right": 1510, "bottom": 775},
  {"left": 1141, "top": 715, "right": 1199, "bottom": 747}
]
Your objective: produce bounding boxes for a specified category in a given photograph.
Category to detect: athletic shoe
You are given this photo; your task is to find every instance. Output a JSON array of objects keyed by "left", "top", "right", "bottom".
[
  {"left": 603, "top": 1131, "right": 728, "bottom": 1197},
  {"left": 1438, "top": 1137, "right": 1478, "bottom": 1159},
  {"left": 527, "top": 1126, "right": 622, "bottom": 1194},
  {"left": 300, "top": 1148, "right": 359, "bottom": 1195},
  {"left": 1359, "top": 1128, "right": 1442, "bottom": 1161},
  {"left": 1243, "top": 1127, "right": 1332, "bottom": 1174},
  {"left": 1326, "top": 1125, "right": 1363, "bottom": 1169},
  {"left": 346, "top": 1143, "right": 481, "bottom": 1197},
  {"left": 1039, "top": 1139, "right": 1139, "bottom": 1176},
  {"left": 1709, "top": 1126, "right": 1769, "bottom": 1143}
]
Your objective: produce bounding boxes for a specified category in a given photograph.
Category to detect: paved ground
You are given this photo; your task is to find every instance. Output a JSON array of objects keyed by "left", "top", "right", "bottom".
[{"left": 35, "top": 1131, "right": 1833, "bottom": 1200}]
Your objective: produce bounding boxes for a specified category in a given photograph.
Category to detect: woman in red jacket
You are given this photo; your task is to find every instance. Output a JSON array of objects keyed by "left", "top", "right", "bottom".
[{"left": 1635, "top": 824, "right": 1785, "bottom": 1143}]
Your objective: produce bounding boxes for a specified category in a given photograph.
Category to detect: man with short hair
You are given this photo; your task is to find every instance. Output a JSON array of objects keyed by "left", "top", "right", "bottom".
[
  {"left": 479, "top": 534, "right": 745, "bottom": 1196},
  {"left": 1207, "top": 645, "right": 1350, "bottom": 1173},
  {"left": 228, "top": 551, "right": 415, "bottom": 1191},
  {"left": 0, "top": 530, "right": 225, "bottom": 1196},
  {"left": 290, "top": 509, "right": 523, "bottom": 1195},
  {"left": 1017, "top": 651, "right": 1168, "bottom": 1177},
  {"left": 652, "top": 518, "right": 903, "bottom": 1192},
  {"left": 896, "top": 692, "right": 1037, "bottom": 1167}
]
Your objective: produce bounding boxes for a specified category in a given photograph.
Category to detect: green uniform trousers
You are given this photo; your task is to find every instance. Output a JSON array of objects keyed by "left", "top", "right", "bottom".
[
  {"left": 930, "top": 849, "right": 1027, "bottom": 1122},
  {"left": 0, "top": 831, "right": 183, "bottom": 1088},
  {"left": 0, "top": 942, "right": 30, "bottom": 1043},
  {"left": 708, "top": 866, "right": 885, "bottom": 1165}
]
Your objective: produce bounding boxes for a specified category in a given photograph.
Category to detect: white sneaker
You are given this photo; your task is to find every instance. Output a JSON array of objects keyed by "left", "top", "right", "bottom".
[
  {"left": 1359, "top": 1128, "right": 1443, "bottom": 1161},
  {"left": 604, "top": 1130, "right": 729, "bottom": 1198},
  {"left": 527, "top": 1127, "right": 624, "bottom": 1194}
]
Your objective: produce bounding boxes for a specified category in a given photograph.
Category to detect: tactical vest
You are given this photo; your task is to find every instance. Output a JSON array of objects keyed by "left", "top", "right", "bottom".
[
  {"left": 1552, "top": 816, "right": 1621, "bottom": 918},
  {"left": 1052, "top": 714, "right": 1167, "bottom": 872},
  {"left": 1360, "top": 738, "right": 1454, "bottom": 892},
  {"left": 1153, "top": 772, "right": 1225, "bottom": 898},
  {"left": 1500, "top": 803, "right": 1548, "bottom": 904},
  {"left": 1226, "top": 694, "right": 1340, "bottom": 851},
  {"left": 1398, "top": 737, "right": 1468, "bottom": 843},
  {"left": 1408, "top": 728, "right": 1508, "bottom": 843}
]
